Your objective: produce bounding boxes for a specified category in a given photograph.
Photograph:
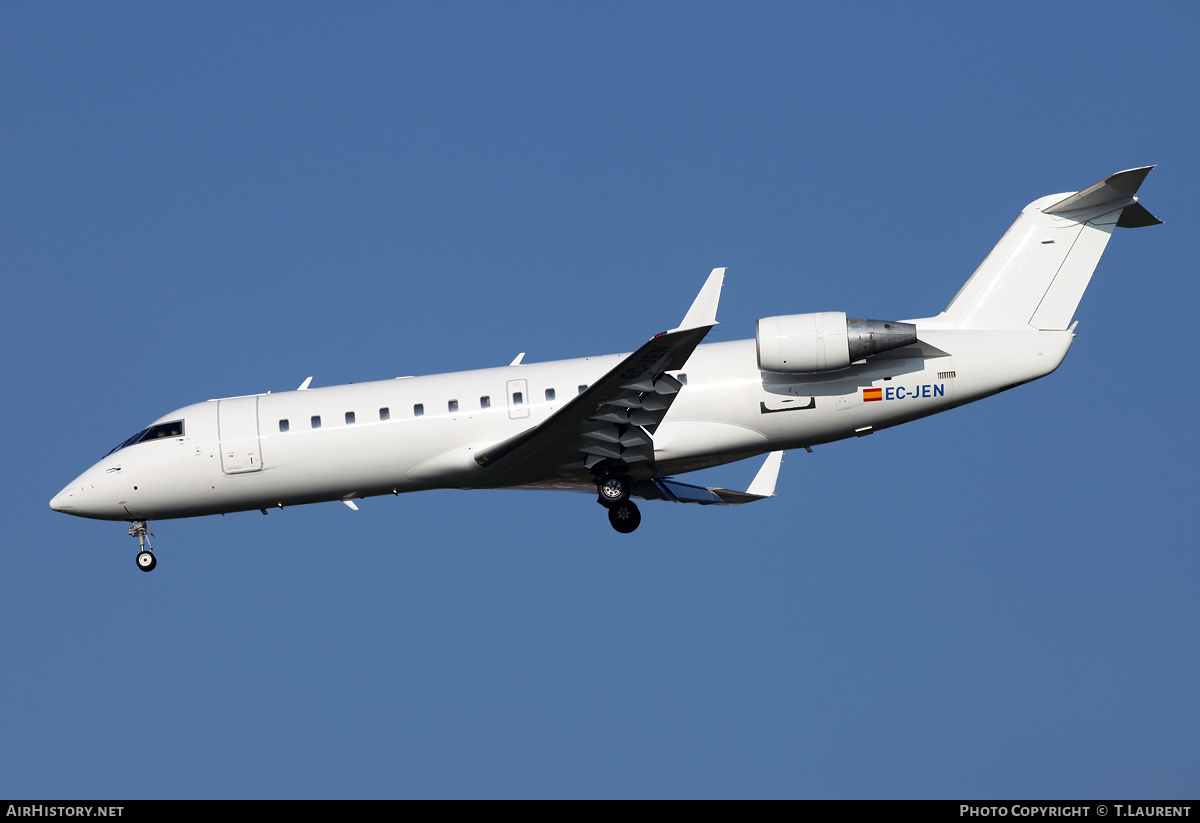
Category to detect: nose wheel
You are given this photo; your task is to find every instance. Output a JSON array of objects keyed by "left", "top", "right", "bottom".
[{"left": 129, "top": 521, "right": 157, "bottom": 573}]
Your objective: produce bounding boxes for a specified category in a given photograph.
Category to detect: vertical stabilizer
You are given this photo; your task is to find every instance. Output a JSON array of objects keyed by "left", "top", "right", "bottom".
[{"left": 933, "top": 167, "right": 1158, "bottom": 331}]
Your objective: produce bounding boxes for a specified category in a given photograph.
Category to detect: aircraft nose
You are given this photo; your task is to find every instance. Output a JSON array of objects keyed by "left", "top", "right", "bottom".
[
  {"left": 50, "top": 464, "right": 129, "bottom": 520},
  {"left": 50, "top": 485, "right": 79, "bottom": 514},
  {"left": 50, "top": 478, "right": 94, "bottom": 516}
]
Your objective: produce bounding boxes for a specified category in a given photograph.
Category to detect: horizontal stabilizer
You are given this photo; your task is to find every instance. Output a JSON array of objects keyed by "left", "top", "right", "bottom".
[
  {"left": 1044, "top": 166, "right": 1155, "bottom": 215},
  {"left": 1117, "top": 201, "right": 1162, "bottom": 228}
]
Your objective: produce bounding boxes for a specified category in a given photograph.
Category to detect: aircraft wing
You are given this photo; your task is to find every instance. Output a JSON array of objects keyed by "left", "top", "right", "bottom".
[
  {"left": 475, "top": 269, "right": 724, "bottom": 486},
  {"left": 636, "top": 450, "right": 783, "bottom": 504},
  {"left": 508, "top": 450, "right": 785, "bottom": 504}
]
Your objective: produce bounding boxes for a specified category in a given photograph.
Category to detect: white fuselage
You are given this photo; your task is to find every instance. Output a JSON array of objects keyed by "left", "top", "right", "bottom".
[
  {"left": 49, "top": 324, "right": 1073, "bottom": 522},
  {"left": 49, "top": 166, "right": 1160, "bottom": 558}
]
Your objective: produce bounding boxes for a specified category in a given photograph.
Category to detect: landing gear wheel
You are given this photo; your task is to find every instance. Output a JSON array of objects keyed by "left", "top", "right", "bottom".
[
  {"left": 597, "top": 475, "right": 630, "bottom": 507},
  {"left": 608, "top": 500, "right": 641, "bottom": 534},
  {"left": 129, "top": 521, "right": 156, "bottom": 572}
]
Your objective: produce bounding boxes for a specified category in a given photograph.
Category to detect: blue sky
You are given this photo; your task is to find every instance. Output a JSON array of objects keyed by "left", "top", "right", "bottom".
[{"left": 3, "top": 2, "right": 1197, "bottom": 799}]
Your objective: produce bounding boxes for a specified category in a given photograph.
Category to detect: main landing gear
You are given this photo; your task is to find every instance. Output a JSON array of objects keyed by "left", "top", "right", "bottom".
[
  {"left": 596, "top": 474, "right": 640, "bottom": 534},
  {"left": 129, "top": 521, "right": 156, "bottom": 572},
  {"left": 607, "top": 500, "right": 641, "bottom": 534}
]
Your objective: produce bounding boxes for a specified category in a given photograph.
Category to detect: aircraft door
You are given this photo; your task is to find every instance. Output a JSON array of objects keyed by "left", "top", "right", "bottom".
[
  {"left": 218, "top": 396, "right": 264, "bottom": 474},
  {"left": 506, "top": 379, "right": 530, "bottom": 420}
]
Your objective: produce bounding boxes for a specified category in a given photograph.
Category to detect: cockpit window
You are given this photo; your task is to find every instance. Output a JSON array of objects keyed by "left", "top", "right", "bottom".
[{"left": 107, "top": 420, "right": 185, "bottom": 455}]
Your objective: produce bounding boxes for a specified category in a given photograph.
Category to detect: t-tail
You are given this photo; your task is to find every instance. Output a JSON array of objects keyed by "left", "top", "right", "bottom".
[{"left": 926, "top": 167, "right": 1161, "bottom": 331}]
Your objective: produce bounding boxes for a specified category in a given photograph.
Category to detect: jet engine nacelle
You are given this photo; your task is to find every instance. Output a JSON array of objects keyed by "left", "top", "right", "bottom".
[{"left": 755, "top": 312, "right": 918, "bottom": 374}]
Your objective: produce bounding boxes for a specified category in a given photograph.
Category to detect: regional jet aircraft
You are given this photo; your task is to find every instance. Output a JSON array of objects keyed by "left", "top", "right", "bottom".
[{"left": 50, "top": 168, "right": 1161, "bottom": 571}]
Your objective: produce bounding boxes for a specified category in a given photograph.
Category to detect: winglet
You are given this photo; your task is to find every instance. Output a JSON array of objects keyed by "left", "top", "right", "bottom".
[
  {"left": 745, "top": 451, "right": 783, "bottom": 498},
  {"left": 672, "top": 267, "right": 725, "bottom": 331},
  {"left": 297, "top": 376, "right": 313, "bottom": 390}
]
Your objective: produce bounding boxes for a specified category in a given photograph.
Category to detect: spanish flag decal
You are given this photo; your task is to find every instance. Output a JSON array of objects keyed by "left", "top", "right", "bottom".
[{"left": 863, "top": 388, "right": 883, "bottom": 402}]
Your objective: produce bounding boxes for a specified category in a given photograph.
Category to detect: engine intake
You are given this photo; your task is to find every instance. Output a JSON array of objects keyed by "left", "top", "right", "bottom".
[{"left": 756, "top": 312, "right": 917, "bottom": 374}]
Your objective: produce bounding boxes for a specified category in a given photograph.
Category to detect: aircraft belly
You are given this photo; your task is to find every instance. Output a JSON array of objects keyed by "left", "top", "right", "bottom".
[
  {"left": 406, "top": 445, "right": 488, "bottom": 484},
  {"left": 651, "top": 420, "right": 771, "bottom": 468}
]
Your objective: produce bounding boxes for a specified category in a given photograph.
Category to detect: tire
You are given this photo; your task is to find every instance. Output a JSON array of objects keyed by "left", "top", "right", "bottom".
[
  {"left": 608, "top": 500, "right": 641, "bottom": 534},
  {"left": 597, "top": 475, "right": 630, "bottom": 506},
  {"left": 137, "top": 551, "right": 157, "bottom": 572}
]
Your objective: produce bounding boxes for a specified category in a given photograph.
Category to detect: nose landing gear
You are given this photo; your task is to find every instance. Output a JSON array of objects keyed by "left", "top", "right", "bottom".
[{"left": 129, "top": 521, "right": 156, "bottom": 572}]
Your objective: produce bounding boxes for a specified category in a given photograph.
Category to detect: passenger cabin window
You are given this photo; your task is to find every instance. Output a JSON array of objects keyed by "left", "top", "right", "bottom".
[
  {"left": 414, "top": 404, "right": 424, "bottom": 417},
  {"left": 311, "top": 415, "right": 322, "bottom": 429},
  {"left": 678, "top": 373, "right": 688, "bottom": 385},
  {"left": 513, "top": 391, "right": 523, "bottom": 406},
  {"left": 480, "top": 396, "right": 490, "bottom": 409},
  {"left": 346, "top": 411, "right": 356, "bottom": 425},
  {"left": 545, "top": 388, "right": 556, "bottom": 402},
  {"left": 379, "top": 407, "right": 390, "bottom": 421},
  {"left": 578, "top": 385, "right": 587, "bottom": 394},
  {"left": 279, "top": 419, "right": 289, "bottom": 433},
  {"left": 448, "top": 400, "right": 459, "bottom": 412}
]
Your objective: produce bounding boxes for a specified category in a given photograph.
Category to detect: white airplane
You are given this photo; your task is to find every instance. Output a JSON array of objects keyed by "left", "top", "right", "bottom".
[{"left": 51, "top": 168, "right": 1161, "bottom": 571}]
